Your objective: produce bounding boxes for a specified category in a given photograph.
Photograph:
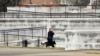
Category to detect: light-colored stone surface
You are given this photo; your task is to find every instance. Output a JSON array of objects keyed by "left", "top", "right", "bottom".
[{"left": 0, "top": 47, "right": 100, "bottom": 56}]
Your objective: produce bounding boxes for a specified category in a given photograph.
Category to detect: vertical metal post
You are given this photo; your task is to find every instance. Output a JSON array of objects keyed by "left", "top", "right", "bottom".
[
  {"left": 32, "top": 28, "right": 33, "bottom": 39},
  {"left": 65, "top": 5, "right": 66, "bottom": 18},
  {"left": 95, "top": 0, "right": 97, "bottom": 18},
  {"left": 42, "top": 28, "right": 43, "bottom": 38},
  {"left": 18, "top": 29, "right": 19, "bottom": 40},
  {"left": 18, "top": 4, "right": 21, "bottom": 18},
  {"left": 45, "top": 25, "right": 47, "bottom": 39},
  {"left": 3, "top": 30, "right": 6, "bottom": 46},
  {"left": 6, "top": 32, "right": 8, "bottom": 47},
  {"left": 24, "top": 30, "right": 26, "bottom": 40},
  {"left": 37, "top": 37, "right": 40, "bottom": 48},
  {"left": 35, "top": 6, "right": 36, "bottom": 18},
  {"left": 4, "top": 12, "right": 5, "bottom": 18},
  {"left": 22, "top": 31, "right": 25, "bottom": 42},
  {"left": 80, "top": 6, "right": 81, "bottom": 18}
]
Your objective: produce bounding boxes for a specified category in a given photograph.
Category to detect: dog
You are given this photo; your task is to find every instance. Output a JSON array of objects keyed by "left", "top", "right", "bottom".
[
  {"left": 41, "top": 42, "right": 47, "bottom": 48},
  {"left": 41, "top": 41, "right": 56, "bottom": 48}
]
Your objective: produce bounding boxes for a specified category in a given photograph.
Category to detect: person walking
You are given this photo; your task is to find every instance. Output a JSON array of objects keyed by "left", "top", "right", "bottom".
[{"left": 47, "top": 28, "right": 55, "bottom": 47}]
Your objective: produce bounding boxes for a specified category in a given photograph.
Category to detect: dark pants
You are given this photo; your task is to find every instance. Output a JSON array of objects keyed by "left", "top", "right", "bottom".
[
  {"left": 47, "top": 38, "right": 55, "bottom": 47},
  {"left": 47, "top": 38, "right": 53, "bottom": 43}
]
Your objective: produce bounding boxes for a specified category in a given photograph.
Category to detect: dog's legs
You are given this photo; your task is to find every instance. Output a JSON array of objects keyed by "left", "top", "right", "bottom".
[
  {"left": 46, "top": 42, "right": 49, "bottom": 48},
  {"left": 51, "top": 44, "right": 55, "bottom": 48}
]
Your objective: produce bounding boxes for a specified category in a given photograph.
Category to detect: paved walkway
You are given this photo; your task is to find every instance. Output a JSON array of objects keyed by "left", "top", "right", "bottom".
[{"left": 0, "top": 47, "right": 100, "bottom": 56}]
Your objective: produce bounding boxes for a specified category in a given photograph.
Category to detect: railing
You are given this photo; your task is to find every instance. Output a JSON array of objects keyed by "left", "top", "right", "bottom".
[
  {"left": 0, "top": 26, "right": 47, "bottom": 47},
  {"left": 0, "top": 3, "right": 100, "bottom": 18},
  {"left": 0, "top": 12, "right": 100, "bottom": 18}
]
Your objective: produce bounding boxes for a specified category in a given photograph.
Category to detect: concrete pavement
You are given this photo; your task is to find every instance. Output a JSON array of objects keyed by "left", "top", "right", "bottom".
[{"left": 0, "top": 47, "right": 100, "bottom": 56}]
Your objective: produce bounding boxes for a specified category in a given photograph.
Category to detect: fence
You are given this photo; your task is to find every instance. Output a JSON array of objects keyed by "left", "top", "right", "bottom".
[
  {"left": 0, "top": 12, "right": 100, "bottom": 18},
  {"left": 0, "top": 26, "right": 47, "bottom": 47}
]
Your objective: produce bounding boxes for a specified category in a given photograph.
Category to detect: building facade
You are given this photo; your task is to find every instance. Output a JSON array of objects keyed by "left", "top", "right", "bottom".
[{"left": 0, "top": 0, "right": 100, "bottom": 50}]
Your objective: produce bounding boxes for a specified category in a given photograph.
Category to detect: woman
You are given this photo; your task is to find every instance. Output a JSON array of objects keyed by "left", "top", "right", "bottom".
[{"left": 47, "top": 28, "right": 55, "bottom": 47}]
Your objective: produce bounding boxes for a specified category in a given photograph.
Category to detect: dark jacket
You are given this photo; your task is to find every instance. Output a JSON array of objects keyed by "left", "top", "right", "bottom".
[
  {"left": 48, "top": 31, "right": 54, "bottom": 39},
  {"left": 47, "top": 31, "right": 54, "bottom": 43}
]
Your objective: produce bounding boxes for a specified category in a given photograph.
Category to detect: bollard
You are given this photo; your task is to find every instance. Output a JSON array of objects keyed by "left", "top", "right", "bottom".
[{"left": 22, "top": 40, "right": 28, "bottom": 47}]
